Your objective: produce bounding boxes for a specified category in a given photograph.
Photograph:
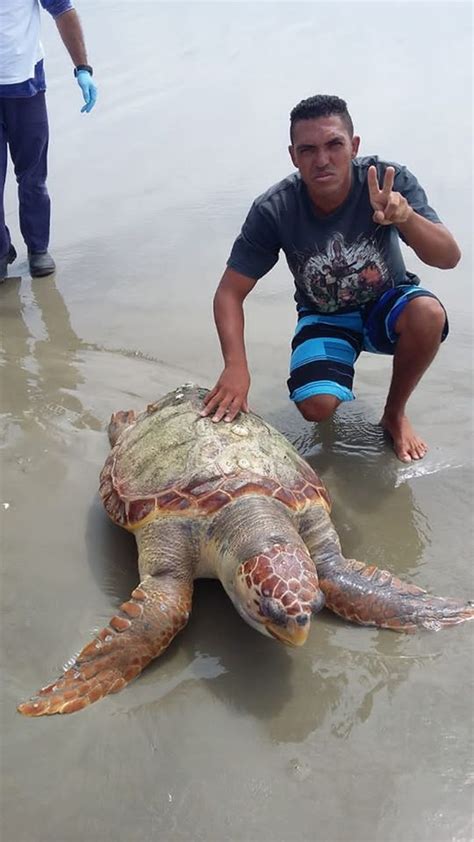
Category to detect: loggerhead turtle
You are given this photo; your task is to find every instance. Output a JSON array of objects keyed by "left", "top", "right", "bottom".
[{"left": 18, "top": 384, "right": 473, "bottom": 716}]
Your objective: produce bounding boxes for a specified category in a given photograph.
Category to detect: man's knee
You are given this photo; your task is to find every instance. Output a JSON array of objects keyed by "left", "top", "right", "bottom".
[
  {"left": 396, "top": 296, "right": 446, "bottom": 337},
  {"left": 296, "top": 394, "right": 341, "bottom": 422}
]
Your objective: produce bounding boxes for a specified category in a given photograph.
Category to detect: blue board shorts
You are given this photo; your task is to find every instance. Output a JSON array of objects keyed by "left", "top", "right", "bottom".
[{"left": 288, "top": 285, "right": 449, "bottom": 404}]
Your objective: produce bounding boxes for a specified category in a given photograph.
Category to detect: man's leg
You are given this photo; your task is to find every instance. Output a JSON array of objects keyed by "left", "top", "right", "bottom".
[
  {"left": 381, "top": 296, "right": 446, "bottom": 462},
  {"left": 0, "top": 98, "right": 16, "bottom": 280},
  {"left": 6, "top": 92, "right": 53, "bottom": 267},
  {"left": 363, "top": 287, "right": 448, "bottom": 463},
  {"left": 287, "top": 311, "right": 362, "bottom": 422},
  {"left": 296, "top": 393, "right": 341, "bottom": 422}
]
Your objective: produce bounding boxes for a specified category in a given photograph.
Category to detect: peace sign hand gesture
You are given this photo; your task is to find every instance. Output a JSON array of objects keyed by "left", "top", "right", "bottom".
[{"left": 368, "top": 165, "right": 413, "bottom": 226}]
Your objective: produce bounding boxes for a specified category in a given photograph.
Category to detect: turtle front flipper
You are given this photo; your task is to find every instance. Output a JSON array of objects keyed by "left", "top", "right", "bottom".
[
  {"left": 316, "top": 557, "right": 474, "bottom": 632},
  {"left": 298, "top": 508, "right": 474, "bottom": 633},
  {"left": 17, "top": 574, "right": 193, "bottom": 716}
]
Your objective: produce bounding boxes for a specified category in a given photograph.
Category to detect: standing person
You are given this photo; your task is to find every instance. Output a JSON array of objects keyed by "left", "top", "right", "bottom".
[
  {"left": 202, "top": 95, "right": 461, "bottom": 463},
  {"left": 0, "top": 0, "right": 97, "bottom": 281}
]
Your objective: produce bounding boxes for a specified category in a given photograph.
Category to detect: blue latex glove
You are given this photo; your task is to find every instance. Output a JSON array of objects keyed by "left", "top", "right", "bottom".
[{"left": 76, "top": 70, "right": 97, "bottom": 113}]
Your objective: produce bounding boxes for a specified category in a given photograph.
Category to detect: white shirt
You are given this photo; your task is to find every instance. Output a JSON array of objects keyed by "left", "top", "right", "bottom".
[
  {"left": 0, "top": 0, "right": 44, "bottom": 85},
  {"left": 0, "top": 0, "right": 72, "bottom": 86}
]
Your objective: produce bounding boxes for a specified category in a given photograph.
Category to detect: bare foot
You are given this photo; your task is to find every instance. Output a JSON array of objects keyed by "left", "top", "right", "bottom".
[{"left": 380, "top": 412, "right": 428, "bottom": 462}]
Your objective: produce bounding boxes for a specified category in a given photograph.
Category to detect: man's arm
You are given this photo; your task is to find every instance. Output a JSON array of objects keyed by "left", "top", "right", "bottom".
[
  {"left": 53, "top": 8, "right": 97, "bottom": 112},
  {"left": 395, "top": 214, "right": 460, "bottom": 270},
  {"left": 201, "top": 268, "right": 257, "bottom": 423},
  {"left": 368, "top": 166, "right": 461, "bottom": 270},
  {"left": 54, "top": 8, "right": 89, "bottom": 66},
  {"left": 202, "top": 195, "right": 280, "bottom": 422}
]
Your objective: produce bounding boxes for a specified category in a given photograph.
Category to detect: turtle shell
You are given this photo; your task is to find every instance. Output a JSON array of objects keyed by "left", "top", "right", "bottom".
[{"left": 99, "top": 385, "right": 330, "bottom": 530}]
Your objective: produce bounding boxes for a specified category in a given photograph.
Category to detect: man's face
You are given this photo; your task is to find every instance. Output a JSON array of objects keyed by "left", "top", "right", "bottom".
[{"left": 289, "top": 115, "right": 360, "bottom": 205}]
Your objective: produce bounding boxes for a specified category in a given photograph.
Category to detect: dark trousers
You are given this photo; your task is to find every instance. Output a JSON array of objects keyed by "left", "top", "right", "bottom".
[{"left": 0, "top": 91, "right": 50, "bottom": 258}]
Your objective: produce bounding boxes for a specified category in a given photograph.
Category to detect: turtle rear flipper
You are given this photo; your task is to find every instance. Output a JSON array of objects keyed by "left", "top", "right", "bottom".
[
  {"left": 316, "top": 557, "right": 474, "bottom": 632},
  {"left": 17, "top": 575, "right": 193, "bottom": 716}
]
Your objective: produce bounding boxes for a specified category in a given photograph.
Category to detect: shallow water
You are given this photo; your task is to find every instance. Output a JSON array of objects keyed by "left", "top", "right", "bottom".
[{"left": 1, "top": 3, "right": 473, "bottom": 841}]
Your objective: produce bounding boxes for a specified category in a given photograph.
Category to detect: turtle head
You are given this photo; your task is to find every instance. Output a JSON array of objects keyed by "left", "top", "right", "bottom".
[{"left": 231, "top": 543, "right": 325, "bottom": 646}]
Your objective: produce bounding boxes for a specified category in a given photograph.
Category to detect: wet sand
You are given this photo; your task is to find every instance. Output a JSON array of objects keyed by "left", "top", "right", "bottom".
[{"left": 1, "top": 3, "right": 473, "bottom": 841}]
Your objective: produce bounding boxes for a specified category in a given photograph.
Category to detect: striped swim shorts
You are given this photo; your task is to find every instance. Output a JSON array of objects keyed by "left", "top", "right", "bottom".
[{"left": 288, "top": 285, "right": 449, "bottom": 404}]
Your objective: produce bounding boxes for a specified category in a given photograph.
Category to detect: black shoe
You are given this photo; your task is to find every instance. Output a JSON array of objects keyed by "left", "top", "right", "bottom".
[
  {"left": 28, "top": 250, "right": 56, "bottom": 278},
  {"left": 0, "top": 244, "right": 17, "bottom": 282}
]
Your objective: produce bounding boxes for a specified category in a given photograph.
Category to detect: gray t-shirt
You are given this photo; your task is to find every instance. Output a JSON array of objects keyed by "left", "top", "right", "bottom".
[{"left": 227, "top": 156, "right": 441, "bottom": 314}]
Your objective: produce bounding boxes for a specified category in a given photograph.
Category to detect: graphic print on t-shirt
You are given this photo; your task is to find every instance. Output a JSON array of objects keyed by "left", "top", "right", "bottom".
[{"left": 296, "top": 232, "right": 392, "bottom": 313}]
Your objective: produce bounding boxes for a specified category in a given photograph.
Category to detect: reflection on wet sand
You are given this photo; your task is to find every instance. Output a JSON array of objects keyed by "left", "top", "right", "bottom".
[
  {"left": 276, "top": 403, "right": 427, "bottom": 580},
  {"left": 85, "top": 493, "right": 138, "bottom": 603},
  {"left": 97, "top": 576, "right": 432, "bottom": 746},
  {"left": 182, "top": 591, "right": 421, "bottom": 744},
  {"left": 0, "top": 276, "right": 101, "bottom": 437}
]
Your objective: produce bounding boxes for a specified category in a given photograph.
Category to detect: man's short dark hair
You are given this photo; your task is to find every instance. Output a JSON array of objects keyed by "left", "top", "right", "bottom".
[{"left": 290, "top": 95, "right": 354, "bottom": 142}]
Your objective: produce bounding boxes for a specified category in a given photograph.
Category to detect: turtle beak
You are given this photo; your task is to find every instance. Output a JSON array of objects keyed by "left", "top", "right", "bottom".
[{"left": 265, "top": 619, "right": 311, "bottom": 647}]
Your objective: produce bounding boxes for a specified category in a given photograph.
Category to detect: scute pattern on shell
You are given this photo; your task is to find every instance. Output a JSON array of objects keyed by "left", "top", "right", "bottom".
[
  {"left": 99, "top": 384, "right": 331, "bottom": 530},
  {"left": 100, "top": 459, "right": 330, "bottom": 529}
]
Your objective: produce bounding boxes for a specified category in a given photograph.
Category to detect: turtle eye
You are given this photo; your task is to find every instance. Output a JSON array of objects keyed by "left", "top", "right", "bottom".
[{"left": 260, "top": 597, "right": 287, "bottom": 626}]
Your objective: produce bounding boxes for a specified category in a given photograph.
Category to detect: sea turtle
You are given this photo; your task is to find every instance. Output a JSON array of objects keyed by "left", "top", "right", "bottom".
[{"left": 18, "top": 384, "right": 473, "bottom": 716}]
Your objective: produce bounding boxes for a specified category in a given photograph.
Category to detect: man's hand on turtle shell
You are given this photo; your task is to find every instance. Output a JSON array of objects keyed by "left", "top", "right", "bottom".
[
  {"left": 201, "top": 366, "right": 250, "bottom": 423},
  {"left": 368, "top": 165, "right": 413, "bottom": 226}
]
